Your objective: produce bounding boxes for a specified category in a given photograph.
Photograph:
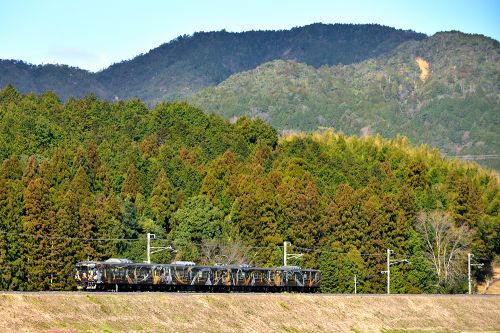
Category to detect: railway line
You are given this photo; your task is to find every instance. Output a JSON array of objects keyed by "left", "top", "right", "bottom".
[{"left": 1, "top": 290, "right": 498, "bottom": 297}]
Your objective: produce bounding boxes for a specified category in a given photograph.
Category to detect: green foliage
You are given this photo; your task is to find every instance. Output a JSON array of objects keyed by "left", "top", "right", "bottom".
[
  {"left": 0, "top": 90, "right": 497, "bottom": 293},
  {"left": 22, "top": 176, "right": 53, "bottom": 290},
  {"left": 121, "top": 164, "right": 142, "bottom": 200},
  {"left": 171, "top": 195, "right": 223, "bottom": 260},
  {"left": 150, "top": 169, "right": 175, "bottom": 231},
  {"left": 320, "top": 248, "right": 365, "bottom": 293},
  {"left": 171, "top": 195, "right": 223, "bottom": 242},
  {"left": 234, "top": 117, "right": 278, "bottom": 149},
  {"left": 192, "top": 32, "right": 500, "bottom": 170}
]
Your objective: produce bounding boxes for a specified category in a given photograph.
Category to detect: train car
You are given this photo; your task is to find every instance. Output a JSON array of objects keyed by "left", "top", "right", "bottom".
[{"left": 74, "top": 259, "right": 321, "bottom": 292}]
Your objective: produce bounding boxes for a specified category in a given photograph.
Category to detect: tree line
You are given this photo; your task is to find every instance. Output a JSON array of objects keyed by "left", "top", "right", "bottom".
[{"left": 0, "top": 86, "right": 498, "bottom": 292}]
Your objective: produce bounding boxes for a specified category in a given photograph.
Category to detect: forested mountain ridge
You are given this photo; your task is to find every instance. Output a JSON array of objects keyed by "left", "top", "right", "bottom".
[
  {"left": 192, "top": 31, "right": 500, "bottom": 169},
  {"left": 0, "top": 23, "right": 425, "bottom": 102},
  {"left": 0, "top": 88, "right": 498, "bottom": 293},
  {"left": 0, "top": 60, "right": 101, "bottom": 99}
]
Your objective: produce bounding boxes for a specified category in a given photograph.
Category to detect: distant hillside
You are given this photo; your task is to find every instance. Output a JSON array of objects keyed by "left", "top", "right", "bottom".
[
  {"left": 0, "top": 60, "right": 103, "bottom": 99},
  {"left": 192, "top": 32, "right": 500, "bottom": 169},
  {"left": 0, "top": 24, "right": 425, "bottom": 102}
]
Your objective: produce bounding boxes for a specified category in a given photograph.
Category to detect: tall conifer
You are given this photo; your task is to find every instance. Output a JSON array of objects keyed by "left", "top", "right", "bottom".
[{"left": 22, "top": 177, "right": 53, "bottom": 290}]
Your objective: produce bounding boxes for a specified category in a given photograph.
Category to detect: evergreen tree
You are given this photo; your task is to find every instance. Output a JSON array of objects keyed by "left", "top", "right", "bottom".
[
  {"left": 87, "top": 142, "right": 109, "bottom": 192},
  {"left": 276, "top": 161, "right": 321, "bottom": 266},
  {"left": 319, "top": 248, "right": 365, "bottom": 293},
  {"left": 0, "top": 155, "right": 22, "bottom": 180},
  {"left": 121, "top": 163, "right": 142, "bottom": 200},
  {"left": 22, "top": 177, "right": 54, "bottom": 290},
  {"left": 171, "top": 195, "right": 223, "bottom": 261},
  {"left": 0, "top": 157, "right": 24, "bottom": 290},
  {"left": 150, "top": 169, "right": 175, "bottom": 231},
  {"left": 45, "top": 146, "right": 70, "bottom": 187},
  {"left": 0, "top": 176, "right": 9, "bottom": 289},
  {"left": 22, "top": 155, "right": 39, "bottom": 186},
  {"left": 94, "top": 193, "right": 124, "bottom": 260},
  {"left": 454, "top": 178, "right": 484, "bottom": 229},
  {"left": 229, "top": 172, "right": 282, "bottom": 266},
  {"left": 201, "top": 150, "right": 238, "bottom": 214}
]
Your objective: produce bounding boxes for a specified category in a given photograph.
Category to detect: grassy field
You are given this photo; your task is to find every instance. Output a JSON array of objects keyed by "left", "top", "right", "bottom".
[{"left": 0, "top": 293, "right": 499, "bottom": 332}]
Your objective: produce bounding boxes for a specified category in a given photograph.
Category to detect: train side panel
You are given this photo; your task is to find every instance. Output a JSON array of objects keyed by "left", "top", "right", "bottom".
[{"left": 75, "top": 262, "right": 320, "bottom": 292}]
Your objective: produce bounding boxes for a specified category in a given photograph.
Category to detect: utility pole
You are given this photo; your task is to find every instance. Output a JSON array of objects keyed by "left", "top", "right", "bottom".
[
  {"left": 50, "top": 241, "right": 53, "bottom": 287},
  {"left": 284, "top": 241, "right": 287, "bottom": 266},
  {"left": 147, "top": 233, "right": 154, "bottom": 264},
  {"left": 468, "top": 253, "right": 472, "bottom": 294},
  {"left": 146, "top": 233, "right": 175, "bottom": 264},
  {"left": 386, "top": 249, "right": 392, "bottom": 294},
  {"left": 468, "top": 253, "right": 484, "bottom": 295},
  {"left": 283, "top": 241, "right": 303, "bottom": 266},
  {"left": 354, "top": 275, "right": 357, "bottom": 294},
  {"left": 382, "top": 249, "right": 408, "bottom": 295}
]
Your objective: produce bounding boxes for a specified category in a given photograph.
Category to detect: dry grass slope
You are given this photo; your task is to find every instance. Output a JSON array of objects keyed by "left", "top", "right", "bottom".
[
  {"left": 0, "top": 293, "right": 499, "bottom": 333},
  {"left": 478, "top": 266, "right": 500, "bottom": 295}
]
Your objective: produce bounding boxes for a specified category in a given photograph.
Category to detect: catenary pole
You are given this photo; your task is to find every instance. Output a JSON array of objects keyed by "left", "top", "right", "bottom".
[
  {"left": 147, "top": 233, "right": 154, "bottom": 264},
  {"left": 468, "top": 253, "right": 473, "bottom": 295},
  {"left": 284, "top": 241, "right": 287, "bottom": 266},
  {"left": 387, "top": 249, "right": 391, "bottom": 294}
]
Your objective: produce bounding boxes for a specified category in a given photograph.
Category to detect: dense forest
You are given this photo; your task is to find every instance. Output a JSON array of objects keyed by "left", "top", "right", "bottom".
[
  {"left": 192, "top": 32, "right": 500, "bottom": 170},
  {"left": 0, "top": 24, "right": 424, "bottom": 102},
  {"left": 0, "top": 86, "right": 498, "bottom": 293}
]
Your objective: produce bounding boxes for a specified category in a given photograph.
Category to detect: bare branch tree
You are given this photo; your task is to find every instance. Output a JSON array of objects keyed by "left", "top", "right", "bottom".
[
  {"left": 220, "top": 241, "right": 250, "bottom": 265},
  {"left": 199, "top": 240, "right": 250, "bottom": 265},
  {"left": 200, "top": 240, "right": 220, "bottom": 265},
  {"left": 416, "top": 210, "right": 470, "bottom": 288}
]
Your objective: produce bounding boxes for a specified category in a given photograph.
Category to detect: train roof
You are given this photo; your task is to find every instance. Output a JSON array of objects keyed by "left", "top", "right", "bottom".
[{"left": 76, "top": 260, "right": 319, "bottom": 272}]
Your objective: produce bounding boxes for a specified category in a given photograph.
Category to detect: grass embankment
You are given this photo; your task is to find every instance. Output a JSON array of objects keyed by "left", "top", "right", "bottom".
[
  {"left": 478, "top": 266, "right": 500, "bottom": 295},
  {"left": 0, "top": 293, "right": 499, "bottom": 332}
]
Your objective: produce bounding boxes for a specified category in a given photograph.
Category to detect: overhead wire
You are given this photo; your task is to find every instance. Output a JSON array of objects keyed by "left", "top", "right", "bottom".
[{"left": 0, "top": 230, "right": 390, "bottom": 256}]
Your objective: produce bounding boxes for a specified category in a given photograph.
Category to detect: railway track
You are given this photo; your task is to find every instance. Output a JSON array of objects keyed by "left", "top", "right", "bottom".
[{"left": 1, "top": 291, "right": 498, "bottom": 297}]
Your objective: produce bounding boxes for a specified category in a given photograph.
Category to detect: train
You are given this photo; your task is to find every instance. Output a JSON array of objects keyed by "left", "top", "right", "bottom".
[{"left": 75, "top": 259, "right": 321, "bottom": 292}]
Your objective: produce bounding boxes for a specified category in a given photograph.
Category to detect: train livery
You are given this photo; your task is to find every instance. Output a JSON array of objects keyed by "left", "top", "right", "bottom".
[{"left": 75, "top": 259, "right": 321, "bottom": 292}]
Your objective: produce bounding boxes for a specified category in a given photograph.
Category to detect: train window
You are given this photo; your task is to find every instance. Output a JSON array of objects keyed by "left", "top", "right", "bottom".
[{"left": 199, "top": 270, "right": 210, "bottom": 279}]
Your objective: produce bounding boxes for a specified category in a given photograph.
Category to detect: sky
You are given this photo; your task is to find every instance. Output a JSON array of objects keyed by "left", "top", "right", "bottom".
[{"left": 1, "top": 0, "right": 499, "bottom": 72}]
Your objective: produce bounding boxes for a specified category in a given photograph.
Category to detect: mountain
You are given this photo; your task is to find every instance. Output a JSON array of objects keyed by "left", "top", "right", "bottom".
[
  {"left": 1, "top": 25, "right": 498, "bottom": 170},
  {"left": 0, "top": 24, "right": 425, "bottom": 103},
  {"left": 191, "top": 32, "right": 500, "bottom": 169},
  {"left": 0, "top": 60, "right": 102, "bottom": 99}
]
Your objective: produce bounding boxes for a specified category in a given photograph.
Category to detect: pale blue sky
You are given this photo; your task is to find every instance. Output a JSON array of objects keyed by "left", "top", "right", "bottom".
[{"left": 1, "top": 0, "right": 498, "bottom": 72}]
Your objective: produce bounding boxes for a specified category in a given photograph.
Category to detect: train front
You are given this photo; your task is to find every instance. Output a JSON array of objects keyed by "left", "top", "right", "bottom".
[{"left": 75, "top": 261, "right": 101, "bottom": 290}]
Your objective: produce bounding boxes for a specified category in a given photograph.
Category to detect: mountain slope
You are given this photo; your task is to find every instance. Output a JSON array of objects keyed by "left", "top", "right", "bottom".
[
  {"left": 191, "top": 32, "right": 500, "bottom": 169},
  {"left": 0, "top": 24, "right": 425, "bottom": 102},
  {"left": 0, "top": 60, "right": 104, "bottom": 99}
]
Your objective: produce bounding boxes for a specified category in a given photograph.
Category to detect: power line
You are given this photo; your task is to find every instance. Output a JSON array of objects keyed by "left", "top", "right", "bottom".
[
  {"left": 0, "top": 230, "right": 390, "bottom": 257},
  {"left": 0, "top": 230, "right": 142, "bottom": 242},
  {"left": 0, "top": 230, "right": 298, "bottom": 251},
  {"left": 446, "top": 154, "right": 500, "bottom": 160}
]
